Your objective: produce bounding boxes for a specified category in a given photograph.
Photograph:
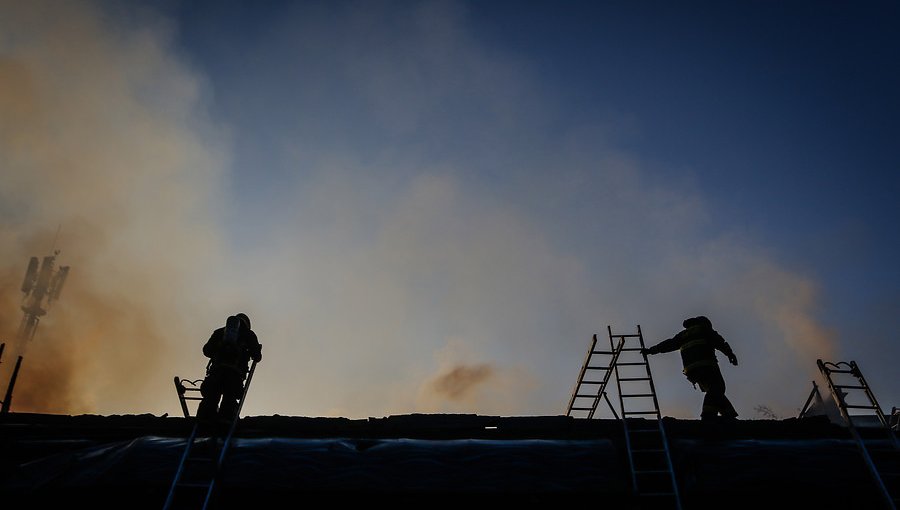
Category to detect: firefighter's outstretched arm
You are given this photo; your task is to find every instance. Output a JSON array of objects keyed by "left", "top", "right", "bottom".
[
  {"left": 716, "top": 333, "right": 738, "bottom": 366},
  {"left": 641, "top": 335, "right": 681, "bottom": 356}
]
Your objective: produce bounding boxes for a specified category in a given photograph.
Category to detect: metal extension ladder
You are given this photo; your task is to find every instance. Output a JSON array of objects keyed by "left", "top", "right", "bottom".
[
  {"left": 163, "top": 360, "right": 257, "bottom": 510},
  {"left": 567, "top": 326, "right": 682, "bottom": 509},
  {"left": 818, "top": 359, "right": 899, "bottom": 510},
  {"left": 612, "top": 326, "right": 682, "bottom": 510},
  {"left": 566, "top": 333, "right": 625, "bottom": 419}
]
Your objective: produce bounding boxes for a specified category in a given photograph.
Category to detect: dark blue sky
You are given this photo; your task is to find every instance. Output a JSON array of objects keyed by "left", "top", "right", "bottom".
[
  {"left": 170, "top": 3, "right": 899, "bottom": 218},
  {"left": 168, "top": 0, "right": 900, "bottom": 306}
]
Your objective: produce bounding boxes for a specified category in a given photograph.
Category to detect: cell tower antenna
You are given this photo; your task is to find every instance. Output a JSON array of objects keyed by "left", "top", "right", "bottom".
[{"left": 2, "top": 244, "right": 71, "bottom": 414}]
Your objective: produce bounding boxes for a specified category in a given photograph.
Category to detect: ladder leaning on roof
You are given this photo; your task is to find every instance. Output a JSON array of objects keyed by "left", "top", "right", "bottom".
[
  {"left": 818, "top": 359, "right": 899, "bottom": 510},
  {"left": 610, "top": 325, "right": 682, "bottom": 510},
  {"left": 567, "top": 326, "right": 682, "bottom": 509},
  {"left": 163, "top": 359, "right": 257, "bottom": 510}
]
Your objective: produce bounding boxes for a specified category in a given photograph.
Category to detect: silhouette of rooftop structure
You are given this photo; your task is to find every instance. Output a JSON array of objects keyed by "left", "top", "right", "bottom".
[{"left": 1, "top": 411, "right": 897, "bottom": 509}]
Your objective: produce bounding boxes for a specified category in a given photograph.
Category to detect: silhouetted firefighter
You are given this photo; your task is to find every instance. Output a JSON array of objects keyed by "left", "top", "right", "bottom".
[
  {"left": 642, "top": 316, "right": 739, "bottom": 421},
  {"left": 197, "top": 313, "right": 262, "bottom": 425}
]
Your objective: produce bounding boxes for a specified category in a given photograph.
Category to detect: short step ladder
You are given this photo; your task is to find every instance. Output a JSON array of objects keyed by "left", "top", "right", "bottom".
[
  {"left": 611, "top": 325, "right": 682, "bottom": 510},
  {"left": 818, "top": 359, "right": 899, "bottom": 510},
  {"left": 566, "top": 333, "right": 625, "bottom": 419}
]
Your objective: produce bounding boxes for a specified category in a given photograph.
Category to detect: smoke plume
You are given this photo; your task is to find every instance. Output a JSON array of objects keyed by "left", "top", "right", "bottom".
[{"left": 0, "top": 0, "right": 231, "bottom": 414}]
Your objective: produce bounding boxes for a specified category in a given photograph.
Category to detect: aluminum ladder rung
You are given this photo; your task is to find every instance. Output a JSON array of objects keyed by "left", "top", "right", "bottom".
[
  {"left": 621, "top": 393, "right": 655, "bottom": 398},
  {"left": 624, "top": 411, "right": 658, "bottom": 415},
  {"left": 585, "top": 366, "right": 611, "bottom": 370},
  {"left": 616, "top": 362, "right": 648, "bottom": 366},
  {"left": 834, "top": 384, "right": 867, "bottom": 390},
  {"left": 619, "top": 377, "right": 651, "bottom": 382},
  {"left": 845, "top": 404, "right": 878, "bottom": 410}
]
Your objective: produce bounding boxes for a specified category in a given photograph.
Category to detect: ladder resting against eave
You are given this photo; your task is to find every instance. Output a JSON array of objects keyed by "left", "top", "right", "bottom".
[
  {"left": 163, "top": 360, "right": 256, "bottom": 510},
  {"left": 566, "top": 325, "right": 682, "bottom": 509},
  {"left": 818, "top": 359, "right": 900, "bottom": 510},
  {"left": 611, "top": 325, "right": 682, "bottom": 510}
]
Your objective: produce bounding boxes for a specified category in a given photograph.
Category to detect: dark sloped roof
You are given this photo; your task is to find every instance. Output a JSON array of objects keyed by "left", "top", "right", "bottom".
[{"left": 0, "top": 412, "right": 895, "bottom": 509}]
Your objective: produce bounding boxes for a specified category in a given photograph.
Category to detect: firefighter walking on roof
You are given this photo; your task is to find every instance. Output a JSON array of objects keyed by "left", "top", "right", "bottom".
[{"left": 642, "top": 315, "right": 739, "bottom": 421}]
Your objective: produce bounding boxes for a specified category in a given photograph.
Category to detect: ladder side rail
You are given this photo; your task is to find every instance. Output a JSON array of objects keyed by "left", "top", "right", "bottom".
[
  {"left": 566, "top": 334, "right": 599, "bottom": 415},
  {"left": 851, "top": 361, "right": 891, "bottom": 430},
  {"left": 202, "top": 359, "right": 258, "bottom": 510},
  {"left": 602, "top": 392, "right": 620, "bottom": 420},
  {"left": 610, "top": 326, "right": 640, "bottom": 497},
  {"left": 610, "top": 326, "right": 629, "bottom": 421},
  {"left": 636, "top": 325, "right": 663, "bottom": 420},
  {"left": 657, "top": 418, "right": 683, "bottom": 510},
  {"left": 590, "top": 336, "right": 625, "bottom": 419},
  {"left": 162, "top": 422, "right": 202, "bottom": 510},
  {"left": 174, "top": 377, "right": 191, "bottom": 419},
  {"left": 846, "top": 420, "right": 897, "bottom": 510}
]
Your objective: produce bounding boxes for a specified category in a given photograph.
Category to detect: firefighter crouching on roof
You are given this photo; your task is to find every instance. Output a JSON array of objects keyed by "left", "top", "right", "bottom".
[
  {"left": 197, "top": 313, "right": 262, "bottom": 423},
  {"left": 641, "top": 316, "right": 739, "bottom": 421}
]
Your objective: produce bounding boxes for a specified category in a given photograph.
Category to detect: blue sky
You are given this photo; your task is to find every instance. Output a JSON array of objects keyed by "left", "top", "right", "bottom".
[{"left": 1, "top": 0, "right": 897, "bottom": 419}]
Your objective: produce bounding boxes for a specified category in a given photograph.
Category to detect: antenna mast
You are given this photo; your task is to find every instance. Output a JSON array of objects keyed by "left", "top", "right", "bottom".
[{"left": 1, "top": 246, "right": 71, "bottom": 414}]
